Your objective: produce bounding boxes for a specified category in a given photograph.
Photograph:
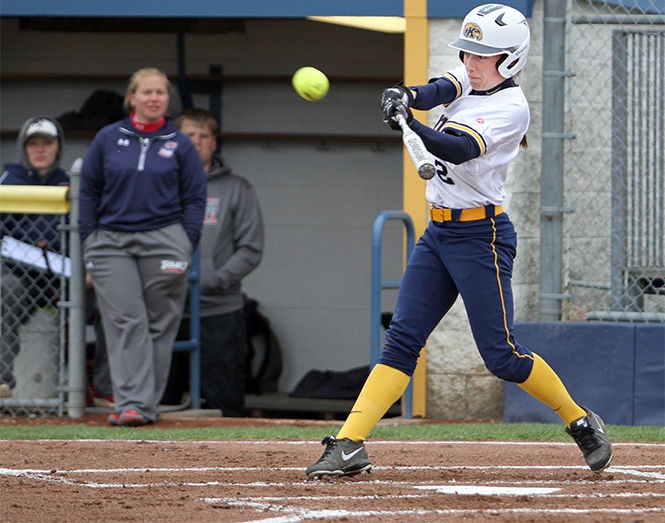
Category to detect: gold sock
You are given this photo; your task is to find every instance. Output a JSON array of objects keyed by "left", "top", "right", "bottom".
[
  {"left": 517, "top": 353, "right": 587, "bottom": 427},
  {"left": 337, "top": 363, "right": 411, "bottom": 441}
]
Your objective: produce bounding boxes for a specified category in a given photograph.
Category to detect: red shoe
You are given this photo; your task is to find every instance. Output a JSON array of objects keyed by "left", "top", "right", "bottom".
[
  {"left": 107, "top": 413, "right": 121, "bottom": 426},
  {"left": 119, "top": 409, "right": 150, "bottom": 426},
  {"left": 92, "top": 386, "right": 115, "bottom": 408}
]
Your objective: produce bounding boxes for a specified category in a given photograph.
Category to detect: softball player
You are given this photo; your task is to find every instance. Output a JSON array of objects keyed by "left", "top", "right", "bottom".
[{"left": 307, "top": 3, "right": 612, "bottom": 477}]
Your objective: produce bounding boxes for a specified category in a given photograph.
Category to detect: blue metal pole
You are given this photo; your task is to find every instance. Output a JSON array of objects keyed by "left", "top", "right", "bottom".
[
  {"left": 188, "top": 246, "right": 201, "bottom": 409},
  {"left": 370, "top": 211, "right": 415, "bottom": 418},
  {"left": 172, "top": 246, "right": 201, "bottom": 409},
  {"left": 371, "top": 213, "right": 387, "bottom": 367}
]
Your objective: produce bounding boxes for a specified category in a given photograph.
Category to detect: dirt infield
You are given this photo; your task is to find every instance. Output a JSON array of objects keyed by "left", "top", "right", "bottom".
[{"left": 2, "top": 422, "right": 664, "bottom": 522}]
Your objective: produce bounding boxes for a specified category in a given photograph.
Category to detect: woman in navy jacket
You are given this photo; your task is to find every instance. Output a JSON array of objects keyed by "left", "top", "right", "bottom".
[{"left": 79, "top": 68, "right": 206, "bottom": 426}]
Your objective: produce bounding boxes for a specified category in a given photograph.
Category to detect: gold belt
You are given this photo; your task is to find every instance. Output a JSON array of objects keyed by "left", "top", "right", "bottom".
[{"left": 430, "top": 205, "right": 504, "bottom": 222}]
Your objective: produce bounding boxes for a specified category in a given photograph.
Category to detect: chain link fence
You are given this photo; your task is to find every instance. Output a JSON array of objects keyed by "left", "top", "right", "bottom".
[
  {"left": 561, "top": 0, "right": 664, "bottom": 322},
  {"left": 1, "top": 214, "right": 68, "bottom": 415}
]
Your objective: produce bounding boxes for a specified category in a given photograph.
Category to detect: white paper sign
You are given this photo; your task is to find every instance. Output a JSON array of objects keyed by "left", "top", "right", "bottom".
[{"left": 1, "top": 236, "right": 71, "bottom": 277}]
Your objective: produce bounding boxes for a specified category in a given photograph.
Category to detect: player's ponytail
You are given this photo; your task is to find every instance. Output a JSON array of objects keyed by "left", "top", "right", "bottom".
[{"left": 520, "top": 134, "right": 528, "bottom": 149}]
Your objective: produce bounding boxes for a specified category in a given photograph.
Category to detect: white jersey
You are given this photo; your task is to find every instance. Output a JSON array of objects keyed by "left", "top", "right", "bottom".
[{"left": 424, "top": 65, "right": 530, "bottom": 209}]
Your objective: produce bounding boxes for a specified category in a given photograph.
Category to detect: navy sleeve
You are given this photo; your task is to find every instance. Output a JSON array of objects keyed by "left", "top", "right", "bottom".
[
  {"left": 410, "top": 119, "right": 481, "bottom": 165},
  {"left": 178, "top": 141, "right": 207, "bottom": 247},
  {"left": 411, "top": 76, "right": 461, "bottom": 111},
  {"left": 78, "top": 132, "right": 105, "bottom": 244}
]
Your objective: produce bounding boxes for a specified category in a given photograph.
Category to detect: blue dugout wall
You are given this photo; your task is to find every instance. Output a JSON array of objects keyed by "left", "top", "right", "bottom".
[
  {"left": 2, "top": 0, "right": 535, "bottom": 18},
  {"left": 504, "top": 322, "right": 665, "bottom": 426}
]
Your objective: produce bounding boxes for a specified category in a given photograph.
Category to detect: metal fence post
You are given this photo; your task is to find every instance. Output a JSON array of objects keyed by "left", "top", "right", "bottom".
[
  {"left": 611, "top": 30, "right": 628, "bottom": 311},
  {"left": 65, "top": 158, "right": 86, "bottom": 417},
  {"left": 539, "top": 0, "right": 569, "bottom": 320}
]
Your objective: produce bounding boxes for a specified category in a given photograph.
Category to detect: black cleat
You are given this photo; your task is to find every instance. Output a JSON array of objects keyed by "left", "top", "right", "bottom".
[
  {"left": 566, "top": 407, "right": 613, "bottom": 473},
  {"left": 306, "top": 435, "right": 372, "bottom": 478}
]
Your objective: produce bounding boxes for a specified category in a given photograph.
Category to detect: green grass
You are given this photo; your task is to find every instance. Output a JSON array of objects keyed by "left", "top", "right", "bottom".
[{"left": 1, "top": 422, "right": 663, "bottom": 442}]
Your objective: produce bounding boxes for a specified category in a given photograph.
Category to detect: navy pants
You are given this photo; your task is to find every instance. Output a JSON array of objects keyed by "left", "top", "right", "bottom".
[
  {"left": 378, "top": 211, "right": 534, "bottom": 383},
  {"left": 199, "top": 310, "right": 248, "bottom": 417},
  {"left": 166, "top": 309, "right": 248, "bottom": 417}
]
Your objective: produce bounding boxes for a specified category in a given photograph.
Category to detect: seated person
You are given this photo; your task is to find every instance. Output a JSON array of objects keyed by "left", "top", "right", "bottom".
[{"left": 0, "top": 116, "right": 69, "bottom": 398}]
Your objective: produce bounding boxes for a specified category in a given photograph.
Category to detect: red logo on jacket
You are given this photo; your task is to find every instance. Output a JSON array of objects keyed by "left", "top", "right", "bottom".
[
  {"left": 204, "top": 198, "right": 219, "bottom": 224},
  {"left": 158, "top": 141, "right": 178, "bottom": 159}
]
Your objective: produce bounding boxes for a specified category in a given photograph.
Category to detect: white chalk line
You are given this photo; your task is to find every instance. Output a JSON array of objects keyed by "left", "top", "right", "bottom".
[
  {"left": 3, "top": 462, "right": 664, "bottom": 519},
  {"left": 2, "top": 438, "right": 662, "bottom": 522},
  {"left": 2, "top": 464, "right": 664, "bottom": 483},
  {"left": 2, "top": 463, "right": 665, "bottom": 490},
  {"left": 610, "top": 468, "right": 665, "bottom": 480},
  {"left": 206, "top": 491, "right": 665, "bottom": 503},
  {"left": 203, "top": 501, "right": 665, "bottom": 523},
  {"left": 2, "top": 464, "right": 664, "bottom": 474},
  {"left": 3, "top": 475, "right": 664, "bottom": 489},
  {"left": 202, "top": 480, "right": 665, "bottom": 520},
  {"left": 2, "top": 439, "right": 664, "bottom": 447}
]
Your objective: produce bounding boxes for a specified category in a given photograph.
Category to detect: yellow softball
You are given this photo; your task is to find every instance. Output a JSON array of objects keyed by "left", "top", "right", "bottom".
[{"left": 292, "top": 66, "right": 329, "bottom": 101}]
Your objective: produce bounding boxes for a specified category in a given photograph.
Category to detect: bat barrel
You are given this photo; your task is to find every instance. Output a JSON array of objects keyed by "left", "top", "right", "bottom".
[
  {"left": 396, "top": 113, "right": 436, "bottom": 181},
  {"left": 418, "top": 163, "right": 436, "bottom": 180}
]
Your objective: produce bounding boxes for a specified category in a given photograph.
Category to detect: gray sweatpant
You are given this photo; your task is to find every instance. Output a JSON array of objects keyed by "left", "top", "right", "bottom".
[{"left": 83, "top": 224, "right": 192, "bottom": 422}]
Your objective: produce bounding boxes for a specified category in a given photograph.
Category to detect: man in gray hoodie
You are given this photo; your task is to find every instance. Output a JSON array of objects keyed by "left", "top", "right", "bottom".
[{"left": 174, "top": 108, "right": 264, "bottom": 416}]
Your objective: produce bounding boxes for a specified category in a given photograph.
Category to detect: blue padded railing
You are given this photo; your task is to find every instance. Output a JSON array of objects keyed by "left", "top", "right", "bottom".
[
  {"left": 371, "top": 211, "right": 415, "bottom": 418},
  {"left": 172, "top": 246, "right": 201, "bottom": 409}
]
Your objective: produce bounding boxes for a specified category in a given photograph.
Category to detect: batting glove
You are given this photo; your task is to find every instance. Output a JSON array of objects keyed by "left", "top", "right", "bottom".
[
  {"left": 380, "top": 82, "right": 415, "bottom": 109},
  {"left": 382, "top": 100, "right": 413, "bottom": 130}
]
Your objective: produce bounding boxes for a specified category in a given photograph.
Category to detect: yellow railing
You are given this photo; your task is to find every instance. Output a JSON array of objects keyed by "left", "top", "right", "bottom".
[{"left": 0, "top": 185, "right": 71, "bottom": 214}]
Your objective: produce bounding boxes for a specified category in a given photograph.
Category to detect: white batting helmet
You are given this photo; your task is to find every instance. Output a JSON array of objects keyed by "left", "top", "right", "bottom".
[{"left": 449, "top": 3, "right": 530, "bottom": 78}]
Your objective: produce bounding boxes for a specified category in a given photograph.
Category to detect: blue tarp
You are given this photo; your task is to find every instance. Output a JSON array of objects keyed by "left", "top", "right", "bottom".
[{"left": 504, "top": 322, "right": 665, "bottom": 426}]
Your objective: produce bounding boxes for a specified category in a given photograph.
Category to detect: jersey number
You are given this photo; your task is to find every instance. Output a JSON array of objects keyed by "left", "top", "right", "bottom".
[{"left": 435, "top": 159, "right": 455, "bottom": 185}]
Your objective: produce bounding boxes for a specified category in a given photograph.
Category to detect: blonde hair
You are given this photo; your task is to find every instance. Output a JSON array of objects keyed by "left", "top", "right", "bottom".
[
  {"left": 123, "top": 67, "right": 172, "bottom": 114},
  {"left": 175, "top": 107, "right": 218, "bottom": 134}
]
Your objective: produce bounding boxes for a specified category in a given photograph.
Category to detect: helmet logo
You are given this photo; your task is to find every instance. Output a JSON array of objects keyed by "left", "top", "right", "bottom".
[
  {"left": 463, "top": 23, "right": 483, "bottom": 41},
  {"left": 477, "top": 5, "right": 503, "bottom": 16}
]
